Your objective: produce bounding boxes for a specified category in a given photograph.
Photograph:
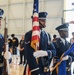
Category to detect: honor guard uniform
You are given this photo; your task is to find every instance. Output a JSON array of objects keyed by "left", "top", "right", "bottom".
[
  {"left": 52, "top": 23, "right": 72, "bottom": 75},
  {"left": 70, "top": 32, "right": 74, "bottom": 75},
  {"left": 24, "top": 12, "right": 56, "bottom": 75},
  {"left": 0, "top": 34, "right": 4, "bottom": 75},
  {"left": 70, "top": 32, "right": 74, "bottom": 45},
  {"left": 0, "top": 9, "right": 4, "bottom": 75}
]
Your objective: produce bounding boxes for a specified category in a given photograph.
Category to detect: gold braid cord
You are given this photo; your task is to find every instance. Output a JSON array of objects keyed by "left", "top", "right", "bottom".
[{"left": 50, "top": 53, "right": 64, "bottom": 72}]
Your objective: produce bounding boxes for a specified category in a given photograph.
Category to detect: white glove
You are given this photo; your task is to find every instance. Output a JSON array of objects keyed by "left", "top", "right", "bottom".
[
  {"left": 4, "top": 51, "right": 12, "bottom": 60},
  {"left": 33, "top": 50, "right": 48, "bottom": 58},
  {"left": 62, "top": 55, "right": 69, "bottom": 61},
  {"left": 2, "top": 52, "right": 4, "bottom": 56}
]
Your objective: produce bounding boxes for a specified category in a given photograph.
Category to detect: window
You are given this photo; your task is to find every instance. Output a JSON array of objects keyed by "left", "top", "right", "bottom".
[{"left": 64, "top": 0, "right": 74, "bottom": 42}]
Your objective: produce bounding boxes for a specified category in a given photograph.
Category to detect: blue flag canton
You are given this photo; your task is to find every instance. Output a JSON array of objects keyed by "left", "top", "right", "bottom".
[{"left": 33, "top": 0, "right": 38, "bottom": 13}]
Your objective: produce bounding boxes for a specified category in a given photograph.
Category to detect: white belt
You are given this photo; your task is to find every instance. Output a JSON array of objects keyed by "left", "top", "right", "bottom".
[{"left": 31, "top": 67, "right": 39, "bottom": 72}]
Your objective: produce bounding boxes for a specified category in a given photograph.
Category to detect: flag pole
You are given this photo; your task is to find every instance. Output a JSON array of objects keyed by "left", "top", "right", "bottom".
[{"left": 3, "top": 17, "right": 10, "bottom": 75}]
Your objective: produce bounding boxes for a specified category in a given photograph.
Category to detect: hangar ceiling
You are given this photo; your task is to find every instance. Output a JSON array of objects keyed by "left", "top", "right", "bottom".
[{"left": 0, "top": 0, "right": 64, "bottom": 39}]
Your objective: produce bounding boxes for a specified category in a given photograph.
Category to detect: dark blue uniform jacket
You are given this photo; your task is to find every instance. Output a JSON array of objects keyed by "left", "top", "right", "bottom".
[
  {"left": 53, "top": 38, "right": 73, "bottom": 75},
  {"left": 0, "top": 34, "right": 4, "bottom": 63},
  {"left": 24, "top": 30, "right": 56, "bottom": 75}
]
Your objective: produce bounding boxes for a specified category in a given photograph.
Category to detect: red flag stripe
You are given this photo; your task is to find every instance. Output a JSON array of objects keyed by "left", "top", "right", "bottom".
[
  {"left": 33, "top": 17, "right": 38, "bottom": 22},
  {"left": 33, "top": 26, "right": 40, "bottom": 31},
  {"left": 69, "top": 21, "right": 74, "bottom": 24},
  {"left": 31, "top": 35, "right": 40, "bottom": 41}
]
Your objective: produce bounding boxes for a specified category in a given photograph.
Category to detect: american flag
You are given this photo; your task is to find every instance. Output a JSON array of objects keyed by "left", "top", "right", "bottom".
[
  {"left": 31, "top": 0, "right": 40, "bottom": 50},
  {"left": 23, "top": 0, "right": 40, "bottom": 75}
]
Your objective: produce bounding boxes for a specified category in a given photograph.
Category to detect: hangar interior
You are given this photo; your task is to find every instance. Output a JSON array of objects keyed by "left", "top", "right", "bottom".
[
  {"left": 0, "top": 0, "right": 64, "bottom": 40},
  {"left": 0, "top": 0, "right": 74, "bottom": 75},
  {"left": 1, "top": 0, "right": 74, "bottom": 41}
]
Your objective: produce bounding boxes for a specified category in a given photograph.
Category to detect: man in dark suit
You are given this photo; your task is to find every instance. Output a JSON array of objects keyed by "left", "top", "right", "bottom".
[
  {"left": 11, "top": 34, "right": 19, "bottom": 55},
  {"left": 52, "top": 23, "right": 72, "bottom": 75},
  {"left": 24, "top": 12, "right": 56, "bottom": 75},
  {"left": 11, "top": 34, "right": 19, "bottom": 64}
]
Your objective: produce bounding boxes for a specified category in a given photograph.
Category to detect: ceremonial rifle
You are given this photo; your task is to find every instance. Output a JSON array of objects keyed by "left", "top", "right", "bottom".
[{"left": 3, "top": 17, "right": 10, "bottom": 75}]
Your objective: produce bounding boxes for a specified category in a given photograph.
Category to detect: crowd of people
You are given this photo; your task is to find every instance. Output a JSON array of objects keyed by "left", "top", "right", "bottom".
[
  {"left": 7, "top": 34, "right": 26, "bottom": 65},
  {"left": 0, "top": 7, "right": 74, "bottom": 75}
]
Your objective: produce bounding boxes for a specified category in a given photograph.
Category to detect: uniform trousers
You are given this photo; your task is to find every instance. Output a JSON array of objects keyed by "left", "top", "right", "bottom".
[{"left": 0, "top": 67, "right": 3, "bottom": 75}]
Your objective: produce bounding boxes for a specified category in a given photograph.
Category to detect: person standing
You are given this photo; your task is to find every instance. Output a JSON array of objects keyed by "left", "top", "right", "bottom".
[
  {"left": 0, "top": 9, "right": 12, "bottom": 75},
  {"left": 19, "top": 35, "right": 25, "bottom": 65},
  {"left": 24, "top": 12, "right": 56, "bottom": 75},
  {"left": 70, "top": 32, "right": 74, "bottom": 75},
  {"left": 0, "top": 33, "right": 4, "bottom": 75},
  {"left": 8, "top": 38, "right": 13, "bottom": 63},
  {"left": 52, "top": 34, "right": 57, "bottom": 42},
  {"left": 52, "top": 23, "right": 73, "bottom": 75},
  {"left": 0, "top": 8, "right": 4, "bottom": 75},
  {"left": 11, "top": 34, "right": 19, "bottom": 54},
  {"left": 11, "top": 34, "right": 19, "bottom": 64},
  {"left": 70, "top": 32, "right": 74, "bottom": 44},
  {"left": 8, "top": 38, "right": 12, "bottom": 52}
]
